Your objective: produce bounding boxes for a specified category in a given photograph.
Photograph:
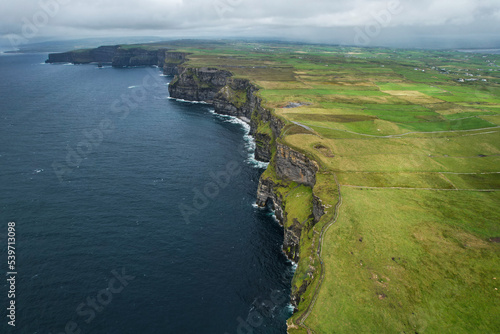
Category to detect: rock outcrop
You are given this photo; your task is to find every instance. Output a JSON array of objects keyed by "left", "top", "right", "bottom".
[
  {"left": 312, "top": 194, "right": 326, "bottom": 223},
  {"left": 274, "top": 143, "right": 318, "bottom": 188}
]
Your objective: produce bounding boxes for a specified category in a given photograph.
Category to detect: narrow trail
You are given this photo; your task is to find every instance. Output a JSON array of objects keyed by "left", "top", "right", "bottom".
[{"left": 294, "top": 173, "right": 343, "bottom": 334}]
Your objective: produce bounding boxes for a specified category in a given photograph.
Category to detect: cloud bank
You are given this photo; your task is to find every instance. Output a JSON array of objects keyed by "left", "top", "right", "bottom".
[{"left": 1, "top": 0, "right": 499, "bottom": 48}]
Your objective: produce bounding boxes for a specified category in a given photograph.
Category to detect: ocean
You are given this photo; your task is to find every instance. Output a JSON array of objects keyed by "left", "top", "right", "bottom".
[{"left": 0, "top": 53, "right": 293, "bottom": 333}]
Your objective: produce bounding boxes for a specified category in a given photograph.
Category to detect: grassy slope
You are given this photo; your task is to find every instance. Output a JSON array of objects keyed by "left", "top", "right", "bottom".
[{"left": 155, "top": 41, "right": 500, "bottom": 333}]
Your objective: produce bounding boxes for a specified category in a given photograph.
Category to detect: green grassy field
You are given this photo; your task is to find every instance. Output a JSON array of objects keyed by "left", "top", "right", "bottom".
[
  {"left": 149, "top": 41, "right": 500, "bottom": 333},
  {"left": 307, "top": 188, "right": 499, "bottom": 333}
]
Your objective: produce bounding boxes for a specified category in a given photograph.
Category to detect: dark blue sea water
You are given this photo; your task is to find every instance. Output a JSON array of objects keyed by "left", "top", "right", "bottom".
[{"left": 0, "top": 53, "right": 293, "bottom": 334}]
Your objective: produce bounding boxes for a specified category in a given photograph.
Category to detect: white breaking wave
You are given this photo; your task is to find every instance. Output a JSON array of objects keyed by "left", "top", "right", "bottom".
[
  {"left": 128, "top": 85, "right": 137, "bottom": 89},
  {"left": 245, "top": 133, "right": 269, "bottom": 169},
  {"left": 252, "top": 203, "right": 266, "bottom": 209},
  {"left": 252, "top": 203, "right": 268, "bottom": 210},
  {"left": 208, "top": 109, "right": 269, "bottom": 169},
  {"left": 169, "top": 97, "right": 269, "bottom": 169},
  {"left": 168, "top": 97, "right": 209, "bottom": 104}
]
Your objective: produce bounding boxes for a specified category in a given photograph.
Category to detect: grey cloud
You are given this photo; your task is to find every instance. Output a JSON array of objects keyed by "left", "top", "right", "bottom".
[{"left": 0, "top": 0, "right": 499, "bottom": 48}]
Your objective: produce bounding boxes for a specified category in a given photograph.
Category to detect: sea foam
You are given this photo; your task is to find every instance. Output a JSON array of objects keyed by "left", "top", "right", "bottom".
[
  {"left": 168, "top": 97, "right": 209, "bottom": 104},
  {"left": 208, "top": 109, "right": 269, "bottom": 169}
]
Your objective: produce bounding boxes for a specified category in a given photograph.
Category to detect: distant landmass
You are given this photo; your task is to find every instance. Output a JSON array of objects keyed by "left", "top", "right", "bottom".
[{"left": 457, "top": 48, "right": 500, "bottom": 54}]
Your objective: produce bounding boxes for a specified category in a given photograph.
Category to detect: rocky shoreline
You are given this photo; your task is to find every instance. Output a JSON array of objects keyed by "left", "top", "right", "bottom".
[{"left": 167, "top": 59, "right": 325, "bottom": 313}]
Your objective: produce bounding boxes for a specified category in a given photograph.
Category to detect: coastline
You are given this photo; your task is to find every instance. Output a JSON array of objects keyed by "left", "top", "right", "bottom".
[
  {"left": 166, "top": 62, "right": 328, "bottom": 332},
  {"left": 166, "top": 78, "right": 299, "bottom": 318},
  {"left": 44, "top": 46, "right": 331, "bottom": 332}
]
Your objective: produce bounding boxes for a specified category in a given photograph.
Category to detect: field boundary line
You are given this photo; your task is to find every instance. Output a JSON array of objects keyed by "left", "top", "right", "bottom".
[
  {"left": 297, "top": 122, "right": 500, "bottom": 138},
  {"left": 336, "top": 171, "right": 500, "bottom": 175},
  {"left": 340, "top": 185, "right": 500, "bottom": 191}
]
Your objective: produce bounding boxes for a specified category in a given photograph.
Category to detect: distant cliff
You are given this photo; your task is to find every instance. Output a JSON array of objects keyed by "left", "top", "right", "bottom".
[
  {"left": 111, "top": 48, "right": 165, "bottom": 67},
  {"left": 163, "top": 52, "right": 190, "bottom": 76},
  {"left": 45, "top": 46, "right": 183, "bottom": 68},
  {"left": 46, "top": 45, "right": 119, "bottom": 64}
]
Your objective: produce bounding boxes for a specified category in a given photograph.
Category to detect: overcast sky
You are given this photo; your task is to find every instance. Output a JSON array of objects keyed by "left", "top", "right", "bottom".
[{"left": 1, "top": 0, "right": 499, "bottom": 49}]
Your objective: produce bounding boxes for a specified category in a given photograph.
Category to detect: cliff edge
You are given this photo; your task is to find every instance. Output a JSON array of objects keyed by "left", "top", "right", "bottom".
[{"left": 168, "top": 62, "right": 326, "bottom": 316}]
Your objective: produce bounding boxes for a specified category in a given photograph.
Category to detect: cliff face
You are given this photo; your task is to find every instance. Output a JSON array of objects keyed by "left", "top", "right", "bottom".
[
  {"left": 168, "top": 64, "right": 325, "bottom": 313},
  {"left": 256, "top": 176, "right": 303, "bottom": 262},
  {"left": 251, "top": 106, "right": 284, "bottom": 162},
  {"left": 312, "top": 194, "right": 326, "bottom": 223},
  {"left": 274, "top": 143, "right": 318, "bottom": 188},
  {"left": 46, "top": 46, "right": 169, "bottom": 68},
  {"left": 255, "top": 144, "right": 321, "bottom": 264},
  {"left": 111, "top": 48, "right": 162, "bottom": 67},
  {"left": 169, "top": 67, "right": 285, "bottom": 162},
  {"left": 46, "top": 45, "right": 120, "bottom": 64},
  {"left": 92, "top": 46, "right": 121, "bottom": 62},
  {"left": 168, "top": 67, "right": 232, "bottom": 102},
  {"left": 46, "top": 52, "right": 74, "bottom": 63},
  {"left": 163, "top": 52, "right": 190, "bottom": 76}
]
